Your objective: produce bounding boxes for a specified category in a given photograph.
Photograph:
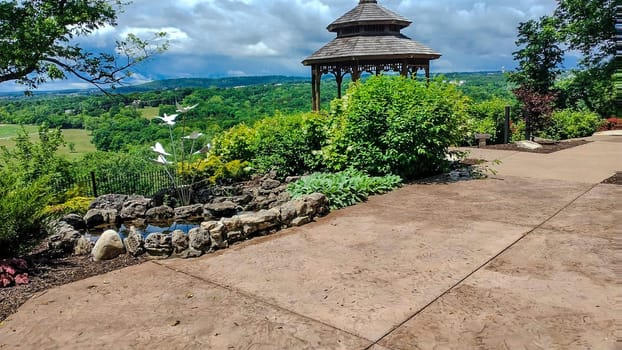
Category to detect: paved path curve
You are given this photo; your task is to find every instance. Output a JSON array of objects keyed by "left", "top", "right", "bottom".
[{"left": 1, "top": 136, "right": 620, "bottom": 349}]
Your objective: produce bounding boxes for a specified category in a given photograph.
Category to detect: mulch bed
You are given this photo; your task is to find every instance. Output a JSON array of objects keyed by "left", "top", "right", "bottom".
[
  {"left": 0, "top": 253, "right": 146, "bottom": 322},
  {"left": 601, "top": 172, "right": 621, "bottom": 185},
  {"left": 479, "top": 139, "right": 591, "bottom": 154}
]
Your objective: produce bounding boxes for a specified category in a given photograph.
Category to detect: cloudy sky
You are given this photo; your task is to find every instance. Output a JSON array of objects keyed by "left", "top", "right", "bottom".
[{"left": 3, "top": 0, "right": 566, "bottom": 91}]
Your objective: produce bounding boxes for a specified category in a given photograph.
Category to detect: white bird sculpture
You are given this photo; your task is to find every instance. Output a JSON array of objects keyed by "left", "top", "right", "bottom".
[
  {"left": 152, "top": 154, "right": 172, "bottom": 165},
  {"left": 150, "top": 142, "right": 171, "bottom": 156},
  {"left": 193, "top": 143, "right": 211, "bottom": 155},
  {"left": 183, "top": 131, "right": 204, "bottom": 140},
  {"left": 176, "top": 103, "right": 199, "bottom": 113},
  {"left": 155, "top": 113, "right": 178, "bottom": 126}
]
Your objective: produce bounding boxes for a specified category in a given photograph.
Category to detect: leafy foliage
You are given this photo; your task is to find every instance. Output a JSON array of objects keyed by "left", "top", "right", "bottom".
[
  {"left": 43, "top": 196, "right": 93, "bottom": 217},
  {"left": 0, "top": 173, "right": 50, "bottom": 258},
  {"left": 0, "top": 0, "right": 167, "bottom": 93},
  {"left": 288, "top": 169, "right": 402, "bottom": 210},
  {"left": 512, "top": 87, "right": 557, "bottom": 138},
  {"left": 212, "top": 113, "right": 328, "bottom": 177},
  {"left": 0, "top": 258, "right": 29, "bottom": 287},
  {"left": 180, "top": 155, "right": 250, "bottom": 185},
  {"left": 543, "top": 109, "right": 603, "bottom": 140},
  {"left": 321, "top": 76, "right": 468, "bottom": 179}
]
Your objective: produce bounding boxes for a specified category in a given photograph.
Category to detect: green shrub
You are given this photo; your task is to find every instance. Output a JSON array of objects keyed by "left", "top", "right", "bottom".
[
  {"left": 463, "top": 97, "right": 516, "bottom": 145},
  {"left": 543, "top": 109, "right": 603, "bottom": 140},
  {"left": 212, "top": 113, "right": 328, "bottom": 177},
  {"left": 180, "top": 154, "right": 250, "bottom": 185},
  {"left": 211, "top": 123, "right": 256, "bottom": 163},
  {"left": 250, "top": 112, "right": 327, "bottom": 176},
  {"left": 321, "top": 76, "right": 469, "bottom": 179},
  {"left": 0, "top": 174, "right": 51, "bottom": 258},
  {"left": 288, "top": 169, "right": 402, "bottom": 210},
  {"left": 44, "top": 196, "right": 94, "bottom": 217}
]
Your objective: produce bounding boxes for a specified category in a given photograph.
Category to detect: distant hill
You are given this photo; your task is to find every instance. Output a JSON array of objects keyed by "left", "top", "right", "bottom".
[{"left": 112, "top": 76, "right": 309, "bottom": 93}]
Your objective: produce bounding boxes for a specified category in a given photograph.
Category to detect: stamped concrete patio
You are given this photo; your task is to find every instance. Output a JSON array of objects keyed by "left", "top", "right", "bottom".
[{"left": 1, "top": 135, "right": 619, "bottom": 349}]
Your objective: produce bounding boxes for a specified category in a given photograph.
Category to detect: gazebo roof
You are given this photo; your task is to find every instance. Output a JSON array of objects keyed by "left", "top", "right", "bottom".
[
  {"left": 303, "top": 34, "right": 441, "bottom": 65},
  {"left": 327, "top": 0, "right": 411, "bottom": 32}
]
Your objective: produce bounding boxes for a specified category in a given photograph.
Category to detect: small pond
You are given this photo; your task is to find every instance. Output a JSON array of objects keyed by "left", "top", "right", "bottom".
[{"left": 85, "top": 221, "right": 200, "bottom": 243}]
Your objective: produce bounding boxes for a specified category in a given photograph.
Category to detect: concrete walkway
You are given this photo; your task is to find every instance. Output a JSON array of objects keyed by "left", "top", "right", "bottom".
[{"left": 1, "top": 136, "right": 620, "bottom": 349}]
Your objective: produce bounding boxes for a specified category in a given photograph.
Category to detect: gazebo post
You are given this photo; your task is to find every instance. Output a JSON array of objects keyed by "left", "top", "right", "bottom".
[
  {"left": 335, "top": 71, "right": 344, "bottom": 99},
  {"left": 311, "top": 65, "right": 322, "bottom": 111}
]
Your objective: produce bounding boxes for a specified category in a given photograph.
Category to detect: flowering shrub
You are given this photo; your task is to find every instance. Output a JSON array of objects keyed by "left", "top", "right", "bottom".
[{"left": 0, "top": 258, "right": 29, "bottom": 287}]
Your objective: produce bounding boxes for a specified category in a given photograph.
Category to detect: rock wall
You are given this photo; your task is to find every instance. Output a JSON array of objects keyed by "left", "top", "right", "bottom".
[{"left": 46, "top": 193, "right": 329, "bottom": 261}]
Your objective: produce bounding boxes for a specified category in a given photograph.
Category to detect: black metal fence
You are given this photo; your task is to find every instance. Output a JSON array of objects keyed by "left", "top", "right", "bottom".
[{"left": 52, "top": 169, "right": 182, "bottom": 197}]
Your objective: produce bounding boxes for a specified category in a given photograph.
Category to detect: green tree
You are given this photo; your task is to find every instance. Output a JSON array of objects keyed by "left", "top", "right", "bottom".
[
  {"left": 509, "top": 16, "right": 564, "bottom": 138},
  {"left": 0, "top": 0, "right": 167, "bottom": 93},
  {"left": 553, "top": 0, "right": 616, "bottom": 116}
]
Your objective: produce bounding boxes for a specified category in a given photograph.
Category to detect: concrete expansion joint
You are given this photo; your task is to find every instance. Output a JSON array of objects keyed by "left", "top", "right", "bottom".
[
  {"left": 363, "top": 182, "right": 601, "bottom": 350},
  {"left": 153, "top": 261, "right": 375, "bottom": 345}
]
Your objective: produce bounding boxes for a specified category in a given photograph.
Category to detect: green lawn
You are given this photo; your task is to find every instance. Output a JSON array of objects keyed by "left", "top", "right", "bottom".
[
  {"left": 137, "top": 106, "right": 160, "bottom": 120},
  {"left": 0, "top": 125, "right": 95, "bottom": 160}
]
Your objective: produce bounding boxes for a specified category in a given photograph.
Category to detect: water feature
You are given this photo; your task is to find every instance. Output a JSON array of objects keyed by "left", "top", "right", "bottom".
[{"left": 85, "top": 221, "right": 200, "bottom": 242}]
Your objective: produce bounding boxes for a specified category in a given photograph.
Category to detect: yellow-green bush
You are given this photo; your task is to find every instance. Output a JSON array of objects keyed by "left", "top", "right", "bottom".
[
  {"left": 44, "top": 196, "right": 94, "bottom": 217},
  {"left": 180, "top": 154, "right": 250, "bottom": 185}
]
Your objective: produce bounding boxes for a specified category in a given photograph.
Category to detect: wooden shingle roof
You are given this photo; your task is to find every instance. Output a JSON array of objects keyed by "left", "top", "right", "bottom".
[
  {"left": 303, "top": 34, "right": 441, "bottom": 65},
  {"left": 327, "top": 0, "right": 411, "bottom": 32}
]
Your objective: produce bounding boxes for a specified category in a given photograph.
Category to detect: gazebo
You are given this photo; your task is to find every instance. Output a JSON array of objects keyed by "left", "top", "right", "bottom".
[{"left": 302, "top": 0, "right": 441, "bottom": 111}]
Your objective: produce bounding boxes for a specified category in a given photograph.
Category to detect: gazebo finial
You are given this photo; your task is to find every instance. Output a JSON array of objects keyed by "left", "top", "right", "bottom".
[{"left": 360, "top": 0, "right": 378, "bottom": 3}]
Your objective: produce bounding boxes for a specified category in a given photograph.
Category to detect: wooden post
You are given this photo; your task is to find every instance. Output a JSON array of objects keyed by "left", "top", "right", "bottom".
[
  {"left": 311, "top": 66, "right": 322, "bottom": 111},
  {"left": 424, "top": 65, "right": 430, "bottom": 84},
  {"left": 335, "top": 71, "right": 343, "bottom": 99},
  {"left": 90, "top": 171, "right": 98, "bottom": 198},
  {"left": 504, "top": 106, "right": 511, "bottom": 144}
]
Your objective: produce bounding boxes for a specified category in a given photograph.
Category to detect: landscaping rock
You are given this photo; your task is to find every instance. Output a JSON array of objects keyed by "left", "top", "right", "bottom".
[
  {"left": 174, "top": 204, "right": 204, "bottom": 221},
  {"left": 61, "top": 214, "right": 86, "bottom": 231},
  {"left": 278, "top": 201, "right": 298, "bottom": 226},
  {"left": 171, "top": 230, "right": 189, "bottom": 255},
  {"left": 74, "top": 237, "right": 93, "bottom": 256},
  {"left": 84, "top": 209, "right": 118, "bottom": 228},
  {"left": 239, "top": 209, "right": 278, "bottom": 236},
  {"left": 291, "top": 216, "right": 311, "bottom": 227},
  {"left": 89, "top": 194, "right": 128, "bottom": 212},
  {"left": 261, "top": 178, "right": 281, "bottom": 190},
  {"left": 202, "top": 221, "right": 228, "bottom": 250},
  {"left": 304, "top": 193, "right": 329, "bottom": 216},
  {"left": 204, "top": 201, "right": 238, "bottom": 218},
  {"left": 145, "top": 205, "right": 175, "bottom": 222},
  {"left": 91, "top": 230, "right": 126, "bottom": 262},
  {"left": 46, "top": 220, "right": 82, "bottom": 257},
  {"left": 124, "top": 226, "right": 145, "bottom": 257},
  {"left": 188, "top": 227, "right": 210, "bottom": 252},
  {"left": 144, "top": 233, "right": 172, "bottom": 259},
  {"left": 119, "top": 196, "right": 151, "bottom": 221},
  {"left": 515, "top": 140, "right": 543, "bottom": 150}
]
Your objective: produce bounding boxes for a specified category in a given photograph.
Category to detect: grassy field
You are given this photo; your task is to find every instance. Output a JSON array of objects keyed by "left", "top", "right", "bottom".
[
  {"left": 0, "top": 124, "right": 95, "bottom": 160},
  {"left": 137, "top": 106, "right": 160, "bottom": 119}
]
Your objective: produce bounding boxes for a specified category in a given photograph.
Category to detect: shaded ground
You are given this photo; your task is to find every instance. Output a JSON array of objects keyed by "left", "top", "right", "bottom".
[
  {"left": 482, "top": 139, "right": 590, "bottom": 154},
  {"left": 601, "top": 172, "right": 621, "bottom": 185},
  {"left": 0, "top": 254, "right": 145, "bottom": 321}
]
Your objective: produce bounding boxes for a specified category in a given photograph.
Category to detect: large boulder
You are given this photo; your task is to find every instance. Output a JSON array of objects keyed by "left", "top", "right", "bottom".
[
  {"left": 239, "top": 209, "right": 278, "bottom": 236},
  {"left": 171, "top": 230, "right": 189, "bottom": 255},
  {"left": 89, "top": 194, "right": 128, "bottom": 212},
  {"left": 124, "top": 226, "right": 146, "bottom": 257},
  {"left": 46, "top": 220, "right": 83, "bottom": 257},
  {"left": 61, "top": 213, "right": 86, "bottom": 231},
  {"left": 91, "top": 230, "right": 126, "bottom": 261},
  {"left": 188, "top": 227, "right": 210, "bottom": 253},
  {"left": 144, "top": 233, "right": 172, "bottom": 259},
  {"left": 145, "top": 205, "right": 175, "bottom": 222},
  {"left": 201, "top": 221, "right": 228, "bottom": 250},
  {"left": 84, "top": 209, "right": 118, "bottom": 228},
  {"left": 119, "top": 196, "right": 151, "bottom": 221},
  {"left": 204, "top": 201, "right": 238, "bottom": 218},
  {"left": 174, "top": 204, "right": 204, "bottom": 222}
]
